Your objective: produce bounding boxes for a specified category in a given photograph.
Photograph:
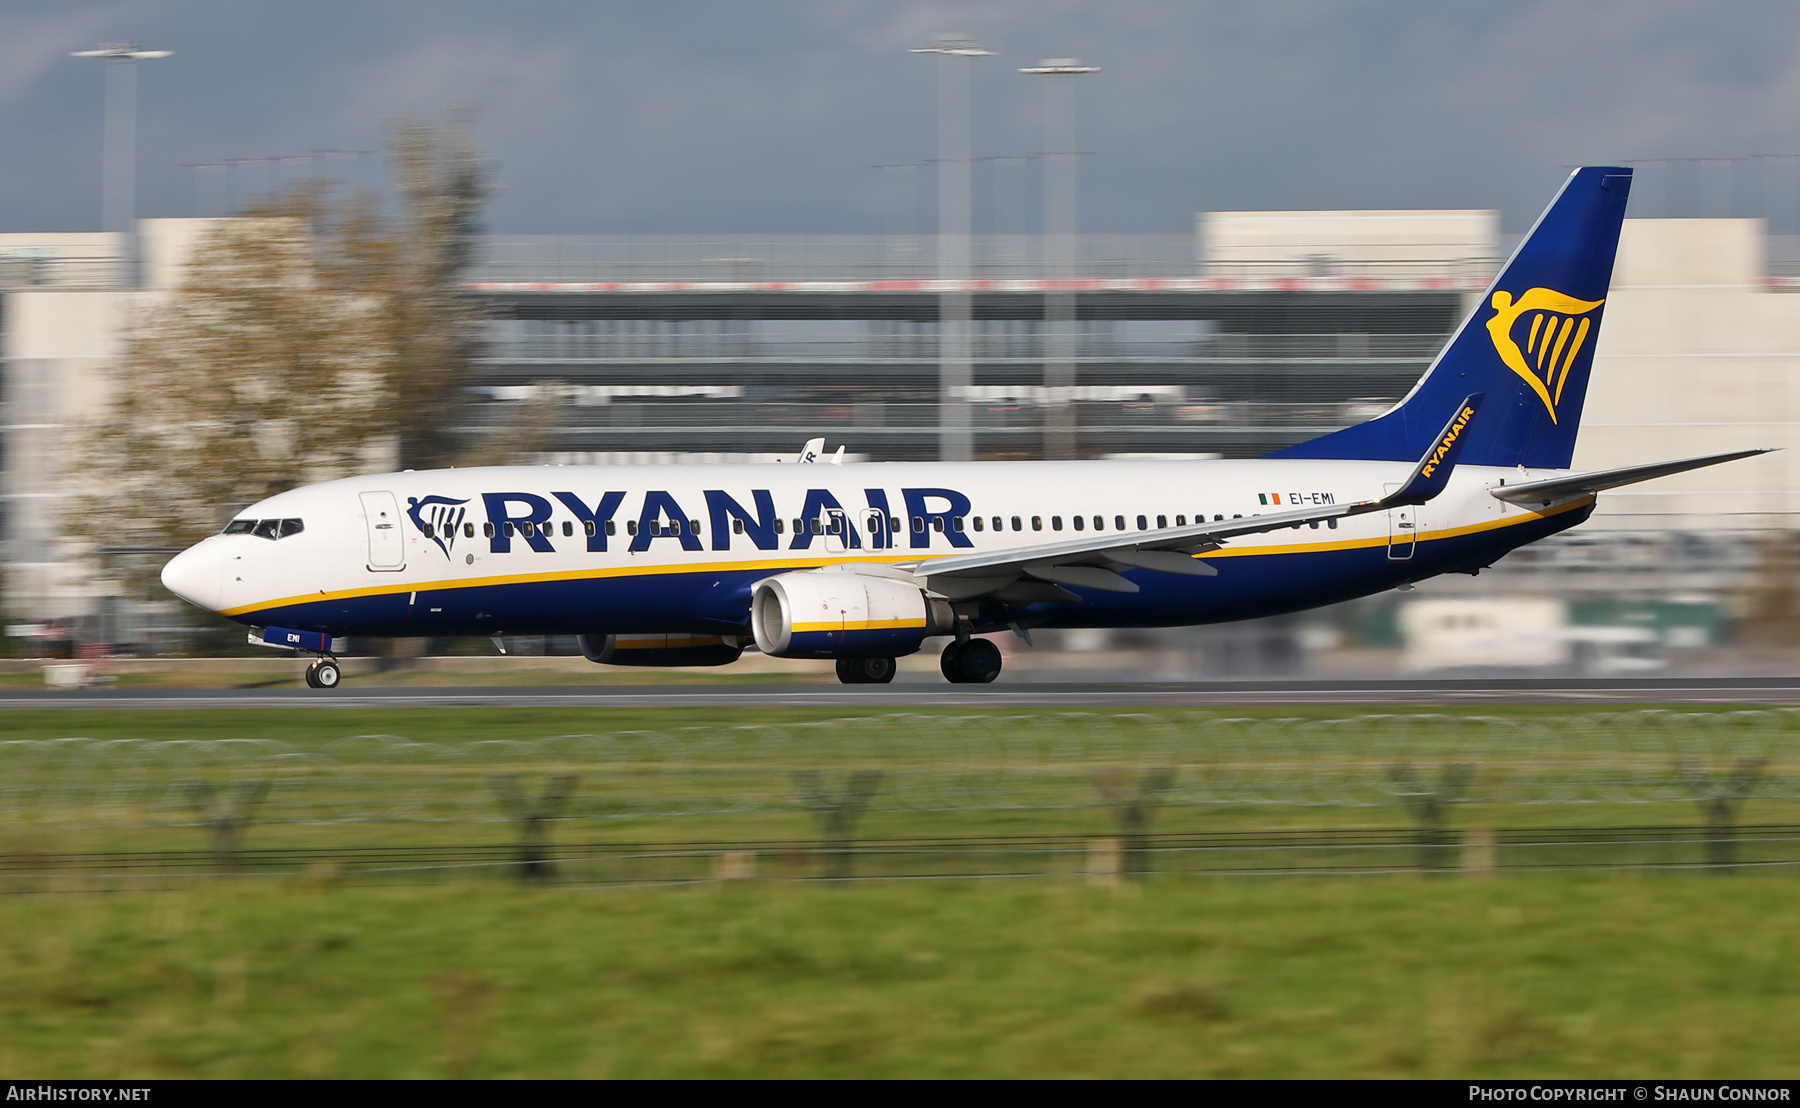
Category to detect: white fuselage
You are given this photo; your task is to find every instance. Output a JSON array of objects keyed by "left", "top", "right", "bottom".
[{"left": 160, "top": 457, "right": 1590, "bottom": 640}]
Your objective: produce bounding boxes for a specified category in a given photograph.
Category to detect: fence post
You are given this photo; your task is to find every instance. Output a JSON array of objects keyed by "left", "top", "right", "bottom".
[
  {"left": 182, "top": 780, "right": 270, "bottom": 874},
  {"left": 488, "top": 775, "right": 579, "bottom": 882},
  {"left": 1389, "top": 762, "right": 1474, "bottom": 874},
  {"left": 792, "top": 770, "right": 883, "bottom": 880},
  {"left": 1678, "top": 757, "right": 1766, "bottom": 872},
  {"left": 1092, "top": 767, "right": 1175, "bottom": 879}
]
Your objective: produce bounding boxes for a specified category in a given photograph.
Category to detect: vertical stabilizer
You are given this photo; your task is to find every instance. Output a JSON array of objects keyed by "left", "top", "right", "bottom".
[{"left": 1271, "top": 166, "right": 1631, "bottom": 468}]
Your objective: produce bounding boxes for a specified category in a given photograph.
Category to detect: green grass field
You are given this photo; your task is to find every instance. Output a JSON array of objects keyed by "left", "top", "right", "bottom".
[
  {"left": 3, "top": 705, "right": 1799, "bottom": 1077},
  {"left": 2, "top": 874, "right": 1797, "bottom": 1078}
]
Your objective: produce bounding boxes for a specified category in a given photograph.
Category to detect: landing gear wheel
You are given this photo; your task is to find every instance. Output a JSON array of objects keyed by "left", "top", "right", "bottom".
[
  {"left": 941, "top": 639, "right": 1002, "bottom": 684},
  {"left": 303, "top": 662, "right": 320, "bottom": 689},
  {"left": 311, "top": 659, "right": 342, "bottom": 690},
  {"left": 940, "top": 641, "right": 968, "bottom": 683},
  {"left": 837, "top": 656, "right": 897, "bottom": 684},
  {"left": 958, "top": 638, "right": 1002, "bottom": 683}
]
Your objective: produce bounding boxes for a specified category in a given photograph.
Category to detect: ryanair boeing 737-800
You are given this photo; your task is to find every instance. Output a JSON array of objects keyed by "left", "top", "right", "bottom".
[{"left": 160, "top": 166, "right": 1767, "bottom": 689}]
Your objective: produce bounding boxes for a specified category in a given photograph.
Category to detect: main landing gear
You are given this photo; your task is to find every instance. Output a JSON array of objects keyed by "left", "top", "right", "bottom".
[
  {"left": 835, "top": 656, "right": 897, "bottom": 684},
  {"left": 303, "top": 657, "right": 342, "bottom": 690},
  {"left": 941, "top": 637, "right": 1002, "bottom": 684}
]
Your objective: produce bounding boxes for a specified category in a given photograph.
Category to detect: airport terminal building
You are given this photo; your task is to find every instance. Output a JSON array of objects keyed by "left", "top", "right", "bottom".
[{"left": 5, "top": 212, "right": 1799, "bottom": 667}]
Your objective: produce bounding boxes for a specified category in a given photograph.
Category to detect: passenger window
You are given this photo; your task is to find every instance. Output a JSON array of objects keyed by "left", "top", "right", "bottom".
[
  {"left": 889, "top": 516, "right": 901, "bottom": 533},
  {"left": 1093, "top": 516, "right": 1104, "bottom": 531},
  {"left": 1011, "top": 516, "right": 1022, "bottom": 532},
  {"left": 1032, "top": 516, "right": 1042, "bottom": 531},
  {"left": 952, "top": 517, "right": 964, "bottom": 532},
  {"left": 691, "top": 520, "right": 702, "bottom": 535},
  {"left": 1052, "top": 516, "right": 1063, "bottom": 531},
  {"left": 252, "top": 519, "right": 279, "bottom": 540},
  {"left": 521, "top": 522, "right": 535, "bottom": 537},
  {"left": 1215, "top": 514, "right": 1224, "bottom": 521},
  {"left": 932, "top": 517, "right": 944, "bottom": 533},
  {"left": 484, "top": 522, "right": 495, "bottom": 538},
  {"left": 733, "top": 518, "right": 745, "bottom": 535},
  {"left": 1309, "top": 521, "right": 1319, "bottom": 529},
  {"left": 912, "top": 516, "right": 925, "bottom": 533},
  {"left": 1328, "top": 518, "right": 1338, "bottom": 530},
  {"left": 1137, "top": 515, "right": 1148, "bottom": 530},
  {"left": 774, "top": 518, "right": 784, "bottom": 535},
  {"left": 627, "top": 520, "right": 638, "bottom": 536},
  {"left": 464, "top": 523, "right": 476, "bottom": 539},
  {"left": 222, "top": 519, "right": 255, "bottom": 535},
  {"left": 585, "top": 521, "right": 597, "bottom": 537},
  {"left": 1156, "top": 515, "right": 1167, "bottom": 529},
  {"left": 810, "top": 519, "right": 822, "bottom": 535},
  {"left": 606, "top": 521, "right": 617, "bottom": 536},
  {"left": 1176, "top": 515, "right": 1186, "bottom": 527},
  {"left": 1073, "top": 516, "right": 1085, "bottom": 531},
  {"left": 1232, "top": 514, "right": 1242, "bottom": 519},
  {"left": 503, "top": 522, "right": 516, "bottom": 537},
  {"left": 1115, "top": 516, "right": 1126, "bottom": 531},
  {"left": 673, "top": 520, "right": 685, "bottom": 536},
  {"left": 829, "top": 518, "right": 842, "bottom": 535},
  {"left": 973, "top": 516, "right": 984, "bottom": 532},
  {"left": 650, "top": 521, "right": 663, "bottom": 536},
  {"left": 563, "top": 521, "right": 573, "bottom": 537},
  {"left": 422, "top": 523, "right": 435, "bottom": 539},
  {"left": 794, "top": 518, "right": 805, "bottom": 535},
  {"left": 992, "top": 516, "right": 1002, "bottom": 532}
]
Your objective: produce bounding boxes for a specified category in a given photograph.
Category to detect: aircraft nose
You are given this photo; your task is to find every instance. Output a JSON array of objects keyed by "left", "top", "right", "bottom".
[{"left": 160, "top": 540, "right": 225, "bottom": 612}]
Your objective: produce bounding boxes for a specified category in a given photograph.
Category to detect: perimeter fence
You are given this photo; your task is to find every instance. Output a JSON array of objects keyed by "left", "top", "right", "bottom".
[{"left": 4, "top": 709, "right": 1800, "bottom": 888}]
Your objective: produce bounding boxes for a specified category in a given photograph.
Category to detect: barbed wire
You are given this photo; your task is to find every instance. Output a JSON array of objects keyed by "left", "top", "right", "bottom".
[{"left": 4, "top": 709, "right": 1800, "bottom": 831}]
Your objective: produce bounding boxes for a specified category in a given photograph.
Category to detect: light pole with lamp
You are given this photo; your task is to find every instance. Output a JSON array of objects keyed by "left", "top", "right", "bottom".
[
  {"left": 1021, "top": 59, "right": 1098, "bottom": 460},
  {"left": 72, "top": 42, "right": 171, "bottom": 288},
  {"left": 911, "top": 34, "right": 992, "bottom": 462}
]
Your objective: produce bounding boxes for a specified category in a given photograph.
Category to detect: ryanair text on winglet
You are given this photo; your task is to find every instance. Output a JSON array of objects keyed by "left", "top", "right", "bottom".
[{"left": 1419, "top": 403, "right": 1477, "bottom": 479}]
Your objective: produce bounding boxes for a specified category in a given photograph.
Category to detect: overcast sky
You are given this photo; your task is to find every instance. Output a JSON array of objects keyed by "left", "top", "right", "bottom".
[{"left": 7, "top": 1, "right": 1800, "bottom": 236}]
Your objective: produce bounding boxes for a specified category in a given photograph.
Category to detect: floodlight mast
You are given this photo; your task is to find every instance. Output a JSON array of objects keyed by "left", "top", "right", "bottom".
[
  {"left": 1022, "top": 60, "right": 1098, "bottom": 460},
  {"left": 72, "top": 43, "right": 172, "bottom": 288},
  {"left": 911, "top": 34, "right": 993, "bottom": 462}
]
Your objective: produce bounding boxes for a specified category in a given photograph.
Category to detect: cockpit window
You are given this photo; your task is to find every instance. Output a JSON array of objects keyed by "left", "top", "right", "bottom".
[{"left": 223, "top": 517, "right": 305, "bottom": 540}]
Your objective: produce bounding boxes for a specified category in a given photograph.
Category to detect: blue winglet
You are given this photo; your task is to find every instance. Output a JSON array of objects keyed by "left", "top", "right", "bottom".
[{"left": 1382, "top": 394, "right": 1484, "bottom": 507}]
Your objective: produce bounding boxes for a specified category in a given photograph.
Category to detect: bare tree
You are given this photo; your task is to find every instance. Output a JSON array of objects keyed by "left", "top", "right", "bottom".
[
  {"left": 383, "top": 111, "right": 492, "bottom": 471},
  {"left": 87, "top": 189, "right": 395, "bottom": 557},
  {"left": 76, "top": 115, "right": 494, "bottom": 574}
]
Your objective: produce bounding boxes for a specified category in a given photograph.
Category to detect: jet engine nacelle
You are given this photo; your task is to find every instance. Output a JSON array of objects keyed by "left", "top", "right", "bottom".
[
  {"left": 752, "top": 569, "right": 953, "bottom": 658},
  {"left": 577, "top": 633, "right": 744, "bottom": 667}
]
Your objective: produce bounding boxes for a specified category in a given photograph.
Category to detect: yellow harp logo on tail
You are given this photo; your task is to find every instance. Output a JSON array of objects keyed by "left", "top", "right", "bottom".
[{"left": 1485, "top": 288, "right": 1604, "bottom": 423}]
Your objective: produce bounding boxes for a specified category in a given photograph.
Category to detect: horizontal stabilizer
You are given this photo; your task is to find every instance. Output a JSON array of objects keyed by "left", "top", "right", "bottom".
[{"left": 1491, "top": 448, "right": 1774, "bottom": 507}]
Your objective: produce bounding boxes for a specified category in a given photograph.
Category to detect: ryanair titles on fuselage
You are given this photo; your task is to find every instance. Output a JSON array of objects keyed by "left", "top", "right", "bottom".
[{"left": 411, "top": 485, "right": 979, "bottom": 558}]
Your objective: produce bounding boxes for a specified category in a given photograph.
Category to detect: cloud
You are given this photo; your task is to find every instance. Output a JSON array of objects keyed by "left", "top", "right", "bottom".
[{"left": 4, "top": 1, "right": 1800, "bottom": 234}]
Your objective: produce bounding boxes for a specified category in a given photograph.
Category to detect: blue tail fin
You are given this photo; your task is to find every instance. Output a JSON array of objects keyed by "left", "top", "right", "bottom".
[{"left": 1270, "top": 166, "right": 1631, "bottom": 468}]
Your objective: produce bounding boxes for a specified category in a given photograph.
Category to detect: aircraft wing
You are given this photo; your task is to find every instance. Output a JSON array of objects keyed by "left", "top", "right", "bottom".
[
  {"left": 1489, "top": 448, "right": 1773, "bottom": 507},
  {"left": 908, "top": 395, "right": 1483, "bottom": 597}
]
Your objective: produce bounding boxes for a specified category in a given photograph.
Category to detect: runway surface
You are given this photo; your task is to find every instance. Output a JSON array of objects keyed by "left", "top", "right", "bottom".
[{"left": 8, "top": 677, "right": 1800, "bottom": 710}]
